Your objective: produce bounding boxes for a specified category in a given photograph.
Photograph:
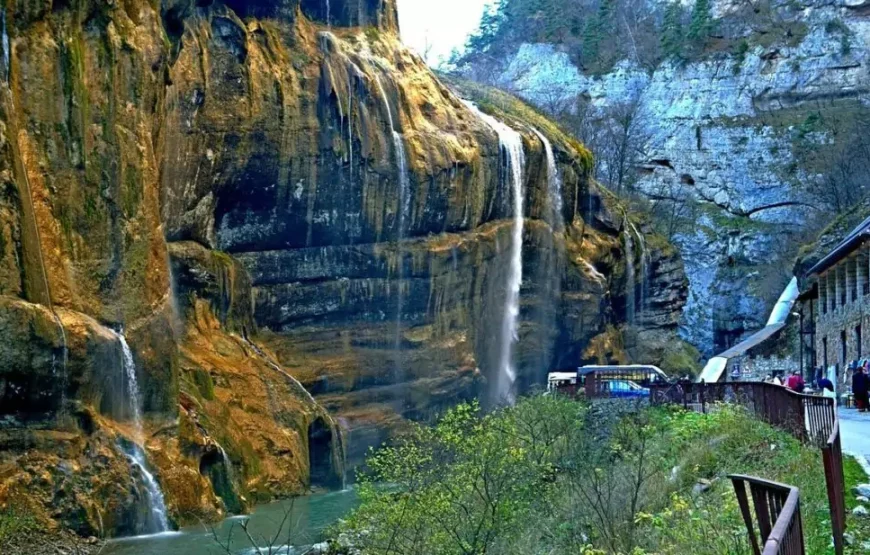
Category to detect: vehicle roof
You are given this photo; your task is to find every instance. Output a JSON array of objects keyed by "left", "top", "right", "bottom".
[
  {"left": 577, "top": 365, "right": 667, "bottom": 378},
  {"left": 547, "top": 372, "right": 578, "bottom": 381}
]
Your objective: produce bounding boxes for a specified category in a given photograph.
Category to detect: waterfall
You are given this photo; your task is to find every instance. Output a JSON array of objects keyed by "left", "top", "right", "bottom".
[
  {"left": 347, "top": 79, "right": 353, "bottom": 171},
  {"left": 532, "top": 129, "right": 564, "bottom": 232},
  {"left": 325, "top": 0, "right": 331, "bottom": 27},
  {"left": 116, "top": 332, "right": 170, "bottom": 534},
  {"left": 463, "top": 101, "right": 525, "bottom": 405},
  {"left": 1, "top": 8, "right": 9, "bottom": 85},
  {"left": 627, "top": 220, "right": 650, "bottom": 320},
  {"left": 624, "top": 221, "right": 636, "bottom": 325},
  {"left": 375, "top": 75, "right": 410, "bottom": 378}
]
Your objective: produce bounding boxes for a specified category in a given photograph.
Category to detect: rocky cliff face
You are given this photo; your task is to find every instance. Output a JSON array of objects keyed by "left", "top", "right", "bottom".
[
  {"left": 485, "top": 0, "right": 870, "bottom": 356},
  {"left": 0, "top": 0, "right": 687, "bottom": 540}
]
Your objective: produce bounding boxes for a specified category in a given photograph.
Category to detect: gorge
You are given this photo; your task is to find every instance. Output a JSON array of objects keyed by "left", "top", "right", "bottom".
[{"left": 0, "top": 0, "right": 692, "bottom": 547}]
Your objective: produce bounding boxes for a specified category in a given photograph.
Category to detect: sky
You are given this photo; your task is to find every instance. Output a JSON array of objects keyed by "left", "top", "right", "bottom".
[{"left": 397, "top": 0, "right": 491, "bottom": 66}]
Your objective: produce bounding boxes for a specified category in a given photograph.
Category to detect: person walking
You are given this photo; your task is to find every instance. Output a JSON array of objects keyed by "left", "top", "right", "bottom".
[{"left": 853, "top": 366, "right": 869, "bottom": 413}]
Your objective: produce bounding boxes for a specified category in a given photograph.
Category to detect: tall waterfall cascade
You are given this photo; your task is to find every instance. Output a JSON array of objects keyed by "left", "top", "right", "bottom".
[
  {"left": 375, "top": 75, "right": 410, "bottom": 379},
  {"left": 462, "top": 101, "right": 526, "bottom": 405},
  {"left": 116, "top": 332, "right": 170, "bottom": 534}
]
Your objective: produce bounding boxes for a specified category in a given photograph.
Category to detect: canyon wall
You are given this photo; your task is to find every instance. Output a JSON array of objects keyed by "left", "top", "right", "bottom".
[
  {"left": 0, "top": 0, "right": 687, "bottom": 540},
  {"left": 482, "top": 0, "right": 870, "bottom": 356}
]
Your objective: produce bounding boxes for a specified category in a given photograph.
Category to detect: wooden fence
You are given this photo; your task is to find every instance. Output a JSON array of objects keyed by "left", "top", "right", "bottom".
[
  {"left": 648, "top": 381, "right": 845, "bottom": 554},
  {"left": 731, "top": 474, "right": 805, "bottom": 555}
]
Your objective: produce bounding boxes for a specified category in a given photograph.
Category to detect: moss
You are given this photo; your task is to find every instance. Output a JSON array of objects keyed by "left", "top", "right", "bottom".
[
  {"left": 441, "top": 74, "right": 595, "bottom": 174},
  {"left": 191, "top": 367, "right": 216, "bottom": 401},
  {"left": 660, "top": 340, "right": 702, "bottom": 378}
]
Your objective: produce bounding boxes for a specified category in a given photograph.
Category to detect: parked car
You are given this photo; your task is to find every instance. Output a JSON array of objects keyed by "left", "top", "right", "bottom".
[{"left": 603, "top": 379, "right": 650, "bottom": 398}]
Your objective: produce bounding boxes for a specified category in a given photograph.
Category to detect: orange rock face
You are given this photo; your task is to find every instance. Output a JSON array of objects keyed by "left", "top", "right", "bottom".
[{"left": 0, "top": 0, "right": 687, "bottom": 539}]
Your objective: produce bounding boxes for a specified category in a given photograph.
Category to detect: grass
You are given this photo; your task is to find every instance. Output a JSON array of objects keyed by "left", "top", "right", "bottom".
[
  {"left": 845, "top": 456, "right": 870, "bottom": 554},
  {"left": 0, "top": 507, "right": 39, "bottom": 546}
]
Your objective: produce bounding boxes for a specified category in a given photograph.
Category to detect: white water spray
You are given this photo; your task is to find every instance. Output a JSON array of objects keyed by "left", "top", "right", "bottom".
[
  {"left": 117, "top": 332, "right": 170, "bottom": 533},
  {"left": 463, "top": 101, "right": 525, "bottom": 405},
  {"left": 532, "top": 129, "right": 564, "bottom": 232}
]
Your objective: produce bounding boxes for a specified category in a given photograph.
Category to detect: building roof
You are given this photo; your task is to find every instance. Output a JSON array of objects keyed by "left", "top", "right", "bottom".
[
  {"left": 697, "top": 277, "right": 796, "bottom": 382},
  {"left": 716, "top": 323, "right": 786, "bottom": 359},
  {"left": 808, "top": 214, "right": 870, "bottom": 276}
]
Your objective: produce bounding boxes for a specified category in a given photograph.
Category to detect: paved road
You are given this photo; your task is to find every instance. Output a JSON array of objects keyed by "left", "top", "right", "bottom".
[{"left": 838, "top": 408, "right": 870, "bottom": 474}]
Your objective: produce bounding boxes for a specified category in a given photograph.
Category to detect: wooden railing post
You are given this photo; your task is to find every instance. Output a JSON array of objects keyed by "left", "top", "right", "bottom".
[
  {"left": 730, "top": 474, "right": 805, "bottom": 555},
  {"left": 822, "top": 418, "right": 846, "bottom": 555}
]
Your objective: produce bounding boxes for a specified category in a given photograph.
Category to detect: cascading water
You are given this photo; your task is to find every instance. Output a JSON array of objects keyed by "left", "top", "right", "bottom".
[
  {"left": 325, "top": 0, "right": 331, "bottom": 27},
  {"left": 463, "top": 101, "right": 525, "bottom": 405},
  {"left": 624, "top": 220, "right": 636, "bottom": 325},
  {"left": 117, "top": 332, "right": 170, "bottom": 534},
  {"left": 347, "top": 68, "right": 354, "bottom": 176},
  {"left": 532, "top": 129, "right": 564, "bottom": 232},
  {"left": 1, "top": 8, "right": 9, "bottom": 85},
  {"left": 627, "top": 220, "right": 650, "bottom": 320},
  {"left": 375, "top": 75, "right": 410, "bottom": 377}
]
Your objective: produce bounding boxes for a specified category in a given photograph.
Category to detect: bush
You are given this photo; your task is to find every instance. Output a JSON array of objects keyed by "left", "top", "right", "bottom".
[{"left": 333, "top": 399, "right": 846, "bottom": 554}]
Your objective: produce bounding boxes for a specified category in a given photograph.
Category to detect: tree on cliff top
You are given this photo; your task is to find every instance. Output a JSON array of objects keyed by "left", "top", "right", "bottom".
[
  {"left": 687, "top": 0, "right": 714, "bottom": 48},
  {"left": 660, "top": 2, "right": 685, "bottom": 60}
]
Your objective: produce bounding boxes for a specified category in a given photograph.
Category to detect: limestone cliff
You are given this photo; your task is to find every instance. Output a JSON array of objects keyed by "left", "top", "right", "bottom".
[
  {"left": 0, "top": 0, "right": 687, "bottom": 541},
  {"left": 467, "top": 0, "right": 870, "bottom": 356}
]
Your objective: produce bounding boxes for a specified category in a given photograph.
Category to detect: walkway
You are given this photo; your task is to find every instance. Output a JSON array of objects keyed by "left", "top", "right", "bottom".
[{"left": 838, "top": 408, "right": 870, "bottom": 474}]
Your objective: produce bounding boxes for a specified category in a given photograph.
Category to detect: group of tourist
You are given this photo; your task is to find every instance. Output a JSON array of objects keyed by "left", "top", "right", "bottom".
[{"left": 762, "top": 371, "right": 806, "bottom": 392}]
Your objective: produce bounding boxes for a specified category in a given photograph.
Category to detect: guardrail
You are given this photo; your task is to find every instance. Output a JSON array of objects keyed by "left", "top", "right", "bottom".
[
  {"left": 822, "top": 418, "right": 846, "bottom": 555},
  {"left": 649, "top": 382, "right": 834, "bottom": 446},
  {"left": 651, "top": 381, "right": 845, "bottom": 554},
  {"left": 730, "top": 474, "right": 805, "bottom": 555}
]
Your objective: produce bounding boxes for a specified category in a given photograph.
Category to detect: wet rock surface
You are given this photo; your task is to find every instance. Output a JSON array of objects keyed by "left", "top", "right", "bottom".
[{"left": 0, "top": 0, "right": 688, "bottom": 541}]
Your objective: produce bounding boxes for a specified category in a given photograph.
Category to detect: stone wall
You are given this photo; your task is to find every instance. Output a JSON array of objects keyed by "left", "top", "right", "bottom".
[
  {"left": 813, "top": 242, "right": 870, "bottom": 372},
  {"left": 727, "top": 354, "right": 798, "bottom": 381}
]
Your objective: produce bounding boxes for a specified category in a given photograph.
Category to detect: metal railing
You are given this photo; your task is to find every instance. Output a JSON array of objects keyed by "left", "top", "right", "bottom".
[
  {"left": 649, "top": 382, "right": 835, "bottom": 446},
  {"left": 822, "top": 418, "right": 846, "bottom": 555},
  {"left": 730, "top": 474, "right": 805, "bottom": 555},
  {"left": 651, "top": 381, "right": 845, "bottom": 555}
]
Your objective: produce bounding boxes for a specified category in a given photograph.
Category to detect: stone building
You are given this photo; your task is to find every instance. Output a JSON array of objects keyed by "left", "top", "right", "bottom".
[{"left": 805, "top": 216, "right": 870, "bottom": 378}]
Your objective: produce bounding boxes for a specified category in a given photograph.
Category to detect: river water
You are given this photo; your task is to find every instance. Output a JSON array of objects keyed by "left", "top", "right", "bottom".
[{"left": 102, "top": 489, "right": 358, "bottom": 555}]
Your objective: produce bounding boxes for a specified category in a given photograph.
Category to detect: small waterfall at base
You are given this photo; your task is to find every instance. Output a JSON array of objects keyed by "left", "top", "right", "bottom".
[
  {"left": 375, "top": 75, "right": 410, "bottom": 383},
  {"left": 462, "top": 101, "right": 525, "bottom": 406},
  {"left": 116, "top": 332, "right": 170, "bottom": 534}
]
